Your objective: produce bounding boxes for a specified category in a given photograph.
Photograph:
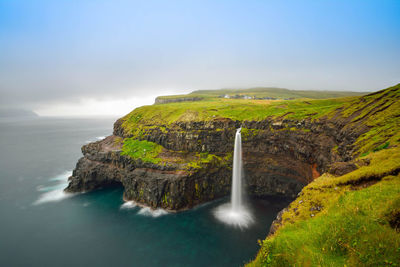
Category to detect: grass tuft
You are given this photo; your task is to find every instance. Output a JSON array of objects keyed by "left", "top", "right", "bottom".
[{"left": 121, "top": 138, "right": 163, "bottom": 164}]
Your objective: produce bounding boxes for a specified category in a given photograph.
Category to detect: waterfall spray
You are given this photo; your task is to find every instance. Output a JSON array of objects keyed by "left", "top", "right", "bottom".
[{"left": 214, "top": 128, "right": 254, "bottom": 228}]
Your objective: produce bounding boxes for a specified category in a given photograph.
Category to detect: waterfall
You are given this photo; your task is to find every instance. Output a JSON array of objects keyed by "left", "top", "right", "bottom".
[
  {"left": 231, "top": 128, "right": 242, "bottom": 211},
  {"left": 214, "top": 128, "right": 253, "bottom": 228}
]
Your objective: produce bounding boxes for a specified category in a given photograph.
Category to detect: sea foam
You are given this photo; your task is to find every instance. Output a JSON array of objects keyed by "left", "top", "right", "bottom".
[
  {"left": 85, "top": 136, "right": 106, "bottom": 143},
  {"left": 120, "top": 201, "right": 137, "bottom": 209},
  {"left": 48, "top": 170, "right": 72, "bottom": 182},
  {"left": 120, "top": 201, "right": 168, "bottom": 217},
  {"left": 137, "top": 207, "right": 168, "bottom": 217},
  {"left": 33, "top": 170, "right": 73, "bottom": 205},
  {"left": 33, "top": 189, "right": 73, "bottom": 205}
]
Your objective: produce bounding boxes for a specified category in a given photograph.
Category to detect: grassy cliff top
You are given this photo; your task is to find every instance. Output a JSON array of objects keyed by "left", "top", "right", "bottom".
[
  {"left": 121, "top": 84, "right": 400, "bottom": 155},
  {"left": 124, "top": 97, "right": 351, "bottom": 125},
  {"left": 124, "top": 87, "right": 384, "bottom": 127}
]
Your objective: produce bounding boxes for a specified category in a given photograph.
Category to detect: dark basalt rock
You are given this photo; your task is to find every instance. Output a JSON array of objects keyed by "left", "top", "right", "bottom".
[
  {"left": 66, "top": 115, "right": 368, "bottom": 211},
  {"left": 268, "top": 208, "right": 288, "bottom": 236},
  {"left": 388, "top": 210, "right": 400, "bottom": 232},
  {"left": 154, "top": 97, "right": 203, "bottom": 104}
]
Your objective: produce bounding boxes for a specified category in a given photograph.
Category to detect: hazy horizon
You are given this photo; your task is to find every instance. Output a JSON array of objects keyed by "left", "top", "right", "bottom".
[
  {"left": 1, "top": 85, "right": 376, "bottom": 117},
  {"left": 1, "top": 0, "right": 399, "bottom": 116}
]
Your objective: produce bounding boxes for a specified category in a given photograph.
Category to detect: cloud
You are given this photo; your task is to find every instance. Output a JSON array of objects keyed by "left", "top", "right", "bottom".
[{"left": 34, "top": 95, "right": 157, "bottom": 117}]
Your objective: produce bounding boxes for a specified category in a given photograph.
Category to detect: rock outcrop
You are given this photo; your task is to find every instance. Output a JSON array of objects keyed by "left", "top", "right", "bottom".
[{"left": 154, "top": 96, "right": 203, "bottom": 104}]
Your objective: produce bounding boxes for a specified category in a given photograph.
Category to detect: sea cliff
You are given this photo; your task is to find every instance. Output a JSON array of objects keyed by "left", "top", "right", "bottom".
[
  {"left": 65, "top": 84, "right": 400, "bottom": 265},
  {"left": 66, "top": 85, "right": 398, "bottom": 210}
]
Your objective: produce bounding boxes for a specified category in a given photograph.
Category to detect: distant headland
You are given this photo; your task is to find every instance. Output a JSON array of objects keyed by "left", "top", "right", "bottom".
[{"left": 0, "top": 108, "right": 39, "bottom": 118}]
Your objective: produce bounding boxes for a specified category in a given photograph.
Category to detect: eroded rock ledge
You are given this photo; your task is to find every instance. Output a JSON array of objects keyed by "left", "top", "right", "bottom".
[{"left": 65, "top": 113, "right": 366, "bottom": 211}]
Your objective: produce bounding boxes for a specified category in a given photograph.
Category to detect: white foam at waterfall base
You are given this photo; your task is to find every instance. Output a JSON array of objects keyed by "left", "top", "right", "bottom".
[
  {"left": 33, "top": 171, "right": 74, "bottom": 205},
  {"left": 214, "top": 203, "right": 254, "bottom": 228}
]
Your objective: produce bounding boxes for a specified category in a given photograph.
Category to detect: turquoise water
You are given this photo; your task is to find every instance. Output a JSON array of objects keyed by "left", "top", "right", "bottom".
[{"left": 0, "top": 117, "right": 291, "bottom": 267}]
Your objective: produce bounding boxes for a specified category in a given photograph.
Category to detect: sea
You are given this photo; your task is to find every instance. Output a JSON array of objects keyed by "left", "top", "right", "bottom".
[{"left": 0, "top": 116, "right": 291, "bottom": 267}]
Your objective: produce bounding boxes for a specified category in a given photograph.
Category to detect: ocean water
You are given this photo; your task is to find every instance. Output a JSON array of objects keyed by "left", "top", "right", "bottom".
[{"left": 0, "top": 117, "right": 291, "bottom": 267}]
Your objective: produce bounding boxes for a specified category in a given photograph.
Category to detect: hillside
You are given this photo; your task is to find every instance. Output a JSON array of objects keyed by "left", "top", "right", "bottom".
[
  {"left": 247, "top": 146, "right": 400, "bottom": 266},
  {"left": 66, "top": 84, "right": 400, "bottom": 266},
  {"left": 155, "top": 87, "right": 366, "bottom": 104}
]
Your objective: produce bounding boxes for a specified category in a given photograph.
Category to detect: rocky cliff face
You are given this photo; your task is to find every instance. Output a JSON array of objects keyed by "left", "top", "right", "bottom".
[
  {"left": 154, "top": 96, "right": 203, "bottom": 104},
  {"left": 66, "top": 112, "right": 366, "bottom": 211}
]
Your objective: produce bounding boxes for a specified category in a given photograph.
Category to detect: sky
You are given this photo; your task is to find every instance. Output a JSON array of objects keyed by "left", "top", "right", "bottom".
[{"left": 0, "top": 0, "right": 399, "bottom": 116}]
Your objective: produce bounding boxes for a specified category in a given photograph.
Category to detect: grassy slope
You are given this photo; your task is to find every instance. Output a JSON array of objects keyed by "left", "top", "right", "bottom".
[
  {"left": 122, "top": 97, "right": 353, "bottom": 127},
  {"left": 248, "top": 148, "right": 400, "bottom": 267},
  {"left": 339, "top": 85, "right": 400, "bottom": 156},
  {"left": 247, "top": 84, "right": 400, "bottom": 266}
]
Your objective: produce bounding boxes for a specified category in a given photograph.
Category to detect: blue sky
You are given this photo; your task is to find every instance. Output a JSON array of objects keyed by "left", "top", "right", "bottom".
[{"left": 0, "top": 0, "right": 399, "bottom": 115}]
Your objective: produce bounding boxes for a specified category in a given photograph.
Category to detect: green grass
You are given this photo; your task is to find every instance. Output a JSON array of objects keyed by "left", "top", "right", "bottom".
[
  {"left": 247, "top": 146, "right": 400, "bottom": 267},
  {"left": 121, "top": 97, "right": 351, "bottom": 131},
  {"left": 336, "top": 84, "right": 400, "bottom": 156},
  {"left": 187, "top": 152, "right": 232, "bottom": 170},
  {"left": 373, "top": 142, "right": 390, "bottom": 152},
  {"left": 120, "top": 139, "right": 231, "bottom": 169},
  {"left": 121, "top": 138, "right": 163, "bottom": 164}
]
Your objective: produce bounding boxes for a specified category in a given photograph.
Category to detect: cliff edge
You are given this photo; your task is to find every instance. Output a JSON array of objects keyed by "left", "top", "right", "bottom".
[{"left": 65, "top": 84, "right": 400, "bottom": 265}]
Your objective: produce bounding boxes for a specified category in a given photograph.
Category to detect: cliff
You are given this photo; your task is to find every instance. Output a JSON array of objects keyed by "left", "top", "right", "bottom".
[
  {"left": 65, "top": 84, "right": 400, "bottom": 264},
  {"left": 66, "top": 85, "right": 399, "bottom": 211}
]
